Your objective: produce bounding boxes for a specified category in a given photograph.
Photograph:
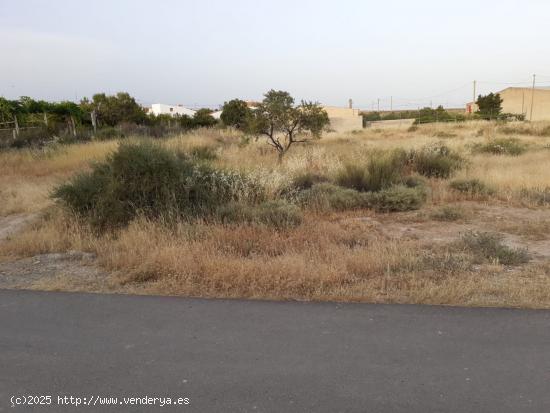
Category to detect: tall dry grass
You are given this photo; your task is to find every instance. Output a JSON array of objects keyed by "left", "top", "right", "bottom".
[{"left": 2, "top": 210, "right": 549, "bottom": 308}]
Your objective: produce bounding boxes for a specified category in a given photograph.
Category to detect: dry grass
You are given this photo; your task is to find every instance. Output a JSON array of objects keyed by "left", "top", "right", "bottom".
[{"left": 1, "top": 121, "right": 550, "bottom": 308}]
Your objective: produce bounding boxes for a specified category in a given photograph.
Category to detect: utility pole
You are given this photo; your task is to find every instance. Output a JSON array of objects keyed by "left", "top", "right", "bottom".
[
  {"left": 377, "top": 98, "right": 380, "bottom": 112},
  {"left": 530, "top": 74, "right": 536, "bottom": 121},
  {"left": 348, "top": 98, "right": 353, "bottom": 109},
  {"left": 390, "top": 96, "right": 393, "bottom": 111},
  {"left": 473, "top": 80, "right": 477, "bottom": 108}
]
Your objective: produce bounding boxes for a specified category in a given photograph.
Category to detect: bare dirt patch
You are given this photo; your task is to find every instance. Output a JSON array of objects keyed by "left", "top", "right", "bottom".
[
  {"left": 0, "top": 213, "right": 39, "bottom": 242},
  {"left": 370, "top": 203, "right": 550, "bottom": 262},
  {"left": 0, "top": 251, "right": 110, "bottom": 291}
]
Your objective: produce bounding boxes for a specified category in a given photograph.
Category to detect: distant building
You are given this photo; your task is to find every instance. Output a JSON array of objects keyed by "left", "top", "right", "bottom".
[
  {"left": 211, "top": 110, "right": 223, "bottom": 120},
  {"left": 150, "top": 103, "right": 196, "bottom": 117},
  {"left": 323, "top": 106, "right": 363, "bottom": 132},
  {"left": 466, "top": 87, "right": 550, "bottom": 121}
]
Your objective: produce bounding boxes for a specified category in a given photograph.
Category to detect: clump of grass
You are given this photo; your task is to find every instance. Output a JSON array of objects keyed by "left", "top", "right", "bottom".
[
  {"left": 217, "top": 200, "right": 302, "bottom": 229},
  {"left": 517, "top": 187, "right": 550, "bottom": 206},
  {"left": 430, "top": 205, "right": 465, "bottom": 221},
  {"left": 409, "top": 142, "right": 463, "bottom": 178},
  {"left": 366, "top": 185, "right": 427, "bottom": 212},
  {"left": 336, "top": 150, "right": 406, "bottom": 192},
  {"left": 407, "top": 125, "right": 418, "bottom": 133},
  {"left": 433, "top": 131, "right": 457, "bottom": 138},
  {"left": 190, "top": 145, "right": 218, "bottom": 161},
  {"left": 461, "top": 231, "right": 529, "bottom": 265},
  {"left": 450, "top": 179, "right": 495, "bottom": 196},
  {"left": 472, "top": 138, "right": 527, "bottom": 156}
]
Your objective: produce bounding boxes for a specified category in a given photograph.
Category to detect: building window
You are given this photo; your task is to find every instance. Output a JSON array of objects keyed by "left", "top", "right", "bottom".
[{"left": 170, "top": 107, "right": 173, "bottom": 112}]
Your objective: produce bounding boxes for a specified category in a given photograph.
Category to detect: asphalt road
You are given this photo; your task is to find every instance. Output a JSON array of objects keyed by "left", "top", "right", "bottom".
[{"left": 1, "top": 290, "right": 549, "bottom": 413}]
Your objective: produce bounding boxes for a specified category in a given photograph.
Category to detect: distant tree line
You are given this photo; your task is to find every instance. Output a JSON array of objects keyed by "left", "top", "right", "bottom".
[{"left": 0, "top": 92, "right": 219, "bottom": 148}]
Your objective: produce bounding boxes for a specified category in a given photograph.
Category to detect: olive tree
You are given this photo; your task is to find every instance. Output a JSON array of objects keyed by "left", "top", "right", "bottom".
[
  {"left": 247, "top": 90, "right": 330, "bottom": 161},
  {"left": 220, "top": 99, "right": 251, "bottom": 129}
]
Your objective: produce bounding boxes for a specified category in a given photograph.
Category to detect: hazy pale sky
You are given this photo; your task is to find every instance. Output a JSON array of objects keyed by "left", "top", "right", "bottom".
[{"left": 2, "top": 0, "right": 550, "bottom": 110}]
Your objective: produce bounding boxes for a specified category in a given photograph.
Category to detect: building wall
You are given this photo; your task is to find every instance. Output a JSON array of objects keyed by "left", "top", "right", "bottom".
[
  {"left": 365, "top": 118, "right": 416, "bottom": 129},
  {"left": 150, "top": 104, "right": 196, "bottom": 117},
  {"left": 323, "top": 106, "right": 362, "bottom": 132},
  {"left": 499, "top": 88, "right": 550, "bottom": 121}
]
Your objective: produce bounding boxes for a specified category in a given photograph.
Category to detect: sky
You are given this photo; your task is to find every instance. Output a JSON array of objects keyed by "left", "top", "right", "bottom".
[{"left": 1, "top": 0, "right": 550, "bottom": 110}]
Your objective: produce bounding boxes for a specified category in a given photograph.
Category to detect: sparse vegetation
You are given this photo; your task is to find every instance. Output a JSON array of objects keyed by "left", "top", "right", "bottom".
[
  {"left": 461, "top": 231, "right": 529, "bottom": 265},
  {"left": 2, "top": 120, "right": 550, "bottom": 308},
  {"left": 430, "top": 205, "right": 465, "bottom": 221},
  {"left": 472, "top": 138, "right": 528, "bottom": 156},
  {"left": 450, "top": 179, "right": 495, "bottom": 195}
]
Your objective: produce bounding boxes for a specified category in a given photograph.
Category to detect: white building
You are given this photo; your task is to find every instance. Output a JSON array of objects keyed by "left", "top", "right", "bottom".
[
  {"left": 211, "top": 110, "right": 223, "bottom": 120},
  {"left": 150, "top": 103, "right": 196, "bottom": 117}
]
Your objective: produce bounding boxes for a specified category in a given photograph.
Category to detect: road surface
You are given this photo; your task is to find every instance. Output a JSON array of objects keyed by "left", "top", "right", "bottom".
[{"left": 1, "top": 289, "right": 549, "bottom": 412}]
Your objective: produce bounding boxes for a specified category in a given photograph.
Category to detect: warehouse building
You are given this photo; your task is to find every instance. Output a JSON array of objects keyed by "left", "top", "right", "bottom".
[{"left": 467, "top": 87, "right": 550, "bottom": 121}]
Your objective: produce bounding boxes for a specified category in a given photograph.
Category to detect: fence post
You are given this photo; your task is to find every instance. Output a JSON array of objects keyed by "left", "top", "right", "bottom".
[{"left": 14, "top": 115, "right": 19, "bottom": 136}]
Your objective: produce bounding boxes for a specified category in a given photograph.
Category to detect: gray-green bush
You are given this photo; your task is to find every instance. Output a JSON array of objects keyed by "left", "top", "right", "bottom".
[
  {"left": 409, "top": 143, "right": 463, "bottom": 178},
  {"left": 53, "top": 141, "right": 265, "bottom": 230},
  {"left": 449, "top": 179, "right": 495, "bottom": 195},
  {"left": 461, "top": 231, "right": 529, "bottom": 265},
  {"left": 471, "top": 138, "right": 527, "bottom": 156}
]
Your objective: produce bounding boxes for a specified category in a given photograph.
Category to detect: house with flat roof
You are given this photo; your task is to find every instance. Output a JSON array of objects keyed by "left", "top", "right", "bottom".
[{"left": 150, "top": 103, "right": 196, "bottom": 117}]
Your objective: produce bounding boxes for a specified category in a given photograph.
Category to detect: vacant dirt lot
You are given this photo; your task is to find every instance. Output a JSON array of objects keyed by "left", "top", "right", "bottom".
[{"left": 1, "top": 122, "right": 550, "bottom": 308}]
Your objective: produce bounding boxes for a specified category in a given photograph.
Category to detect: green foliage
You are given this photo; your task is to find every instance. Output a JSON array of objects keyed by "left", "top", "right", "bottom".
[
  {"left": 365, "top": 185, "right": 427, "bottom": 212},
  {"left": 298, "top": 183, "right": 370, "bottom": 212},
  {"left": 471, "top": 138, "right": 527, "bottom": 156},
  {"left": 450, "top": 179, "right": 495, "bottom": 195},
  {"left": 246, "top": 90, "right": 330, "bottom": 159},
  {"left": 410, "top": 143, "right": 463, "bottom": 178},
  {"left": 288, "top": 172, "right": 329, "bottom": 192},
  {"left": 461, "top": 231, "right": 529, "bottom": 265},
  {"left": 193, "top": 109, "right": 217, "bottom": 128},
  {"left": 9, "top": 127, "right": 51, "bottom": 148},
  {"left": 220, "top": 99, "right": 251, "bottom": 128},
  {"left": 94, "top": 127, "right": 124, "bottom": 141},
  {"left": 53, "top": 141, "right": 264, "bottom": 230},
  {"left": 81, "top": 92, "right": 146, "bottom": 127},
  {"left": 336, "top": 150, "right": 407, "bottom": 192},
  {"left": 476, "top": 93, "right": 503, "bottom": 120},
  {"left": 217, "top": 200, "right": 302, "bottom": 229}
]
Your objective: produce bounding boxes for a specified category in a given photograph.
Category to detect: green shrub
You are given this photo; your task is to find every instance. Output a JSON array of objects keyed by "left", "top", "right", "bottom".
[
  {"left": 10, "top": 127, "right": 51, "bottom": 148},
  {"left": 94, "top": 127, "right": 124, "bottom": 141},
  {"left": 298, "top": 183, "right": 369, "bottom": 211},
  {"left": 53, "top": 141, "right": 265, "bottom": 230},
  {"left": 217, "top": 200, "right": 302, "bottom": 229},
  {"left": 336, "top": 163, "right": 369, "bottom": 191},
  {"left": 430, "top": 206, "right": 464, "bottom": 221},
  {"left": 410, "top": 143, "right": 463, "bottom": 178},
  {"left": 365, "top": 185, "right": 427, "bottom": 212},
  {"left": 461, "top": 231, "right": 529, "bottom": 265},
  {"left": 290, "top": 172, "right": 329, "bottom": 191},
  {"left": 450, "top": 179, "right": 495, "bottom": 195},
  {"left": 471, "top": 138, "right": 527, "bottom": 156},
  {"left": 190, "top": 145, "right": 218, "bottom": 161}
]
